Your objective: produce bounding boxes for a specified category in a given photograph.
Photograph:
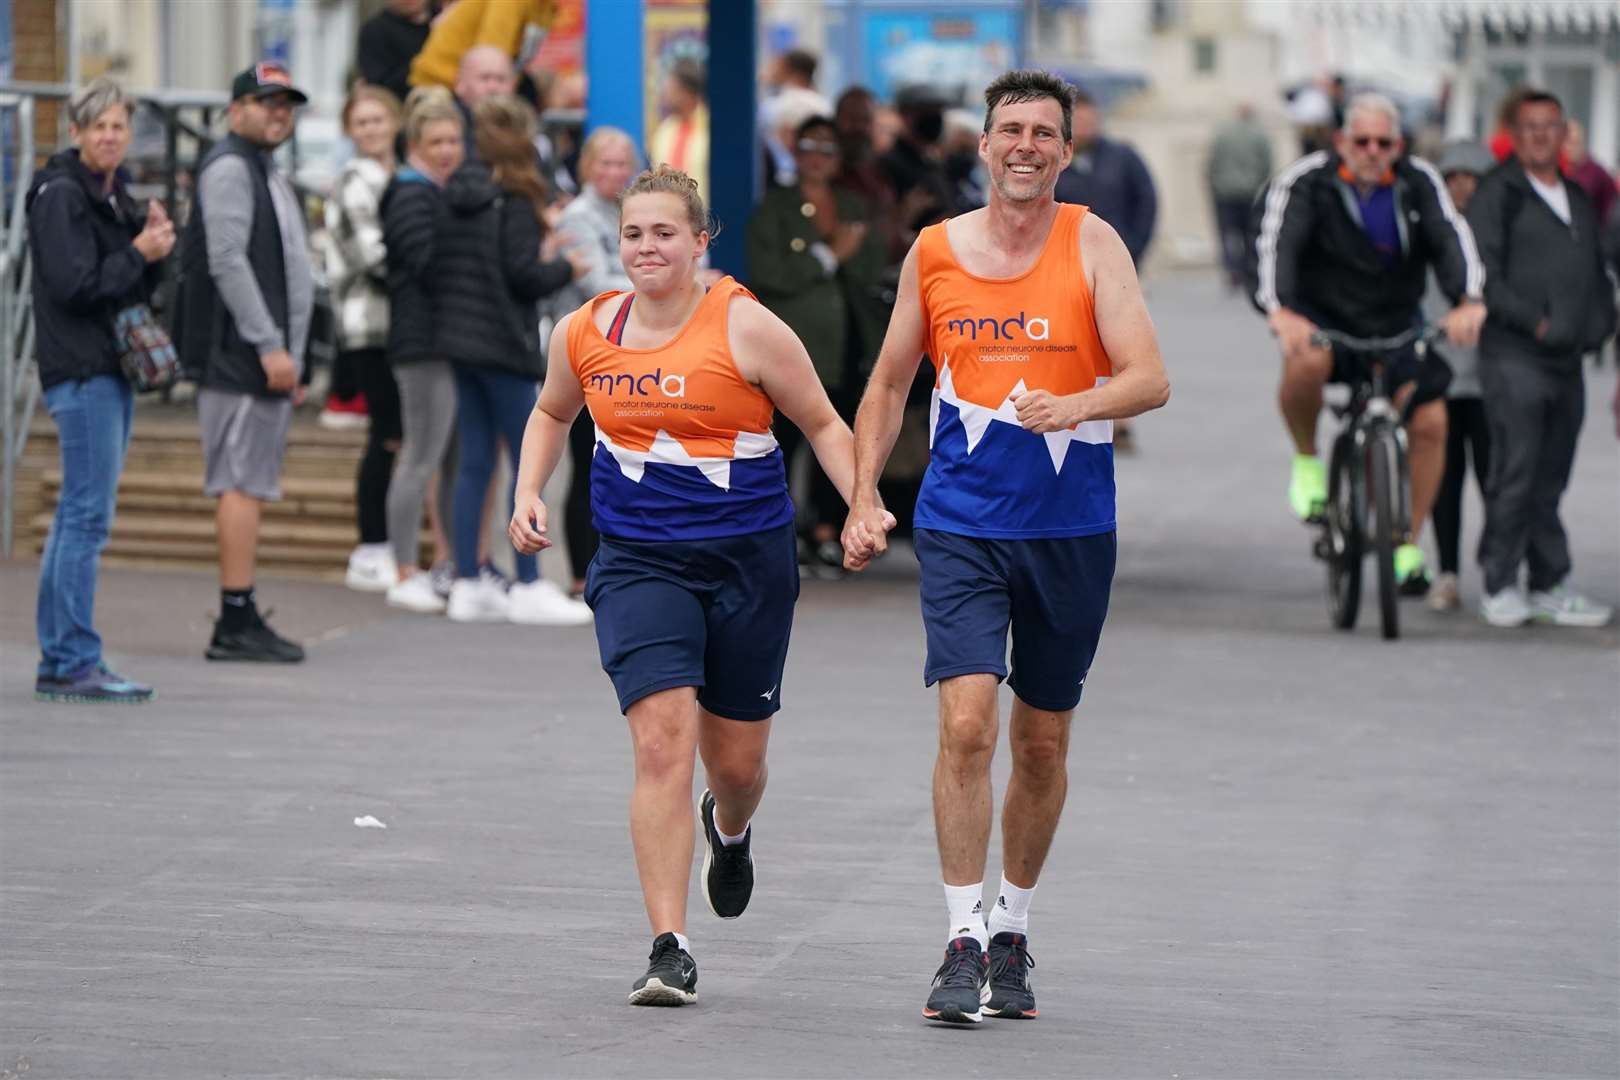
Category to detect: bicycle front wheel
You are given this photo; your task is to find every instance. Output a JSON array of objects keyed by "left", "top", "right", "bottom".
[
  {"left": 1368, "top": 429, "right": 1400, "bottom": 640},
  {"left": 1325, "top": 431, "right": 1361, "bottom": 630}
]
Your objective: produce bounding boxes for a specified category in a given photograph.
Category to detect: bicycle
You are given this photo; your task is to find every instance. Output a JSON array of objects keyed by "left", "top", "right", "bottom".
[{"left": 1309, "top": 325, "right": 1443, "bottom": 641}]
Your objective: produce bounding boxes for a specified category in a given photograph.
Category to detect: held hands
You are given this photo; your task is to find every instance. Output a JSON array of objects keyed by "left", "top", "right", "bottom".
[
  {"left": 1010, "top": 389, "right": 1081, "bottom": 434},
  {"left": 259, "top": 348, "right": 298, "bottom": 393},
  {"left": 1443, "top": 300, "right": 1487, "bottom": 347},
  {"left": 133, "top": 199, "right": 176, "bottom": 262},
  {"left": 840, "top": 503, "right": 898, "bottom": 572},
  {"left": 509, "top": 493, "right": 552, "bottom": 555}
]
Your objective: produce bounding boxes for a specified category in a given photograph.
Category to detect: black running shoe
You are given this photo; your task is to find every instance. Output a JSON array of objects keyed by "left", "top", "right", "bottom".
[
  {"left": 206, "top": 610, "right": 305, "bottom": 663},
  {"left": 699, "top": 788, "right": 754, "bottom": 919},
  {"left": 985, "top": 932, "right": 1037, "bottom": 1019},
  {"left": 628, "top": 932, "right": 697, "bottom": 1006},
  {"left": 923, "top": 936, "right": 989, "bottom": 1025}
]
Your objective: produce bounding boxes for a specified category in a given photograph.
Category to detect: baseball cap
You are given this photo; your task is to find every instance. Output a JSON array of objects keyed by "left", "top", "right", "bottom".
[{"left": 231, "top": 61, "right": 309, "bottom": 105}]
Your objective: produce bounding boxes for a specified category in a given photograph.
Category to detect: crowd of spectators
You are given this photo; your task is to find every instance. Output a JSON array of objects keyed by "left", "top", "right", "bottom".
[{"left": 22, "top": 4, "right": 1620, "bottom": 699}]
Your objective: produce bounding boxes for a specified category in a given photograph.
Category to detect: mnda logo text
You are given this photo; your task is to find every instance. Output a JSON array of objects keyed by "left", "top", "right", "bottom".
[
  {"left": 588, "top": 368, "right": 687, "bottom": 398},
  {"left": 946, "top": 311, "right": 1051, "bottom": 342}
]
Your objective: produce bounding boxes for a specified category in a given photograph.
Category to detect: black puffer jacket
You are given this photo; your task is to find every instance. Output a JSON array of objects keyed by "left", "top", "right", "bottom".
[
  {"left": 431, "top": 162, "right": 571, "bottom": 376},
  {"left": 380, "top": 167, "right": 441, "bottom": 365},
  {"left": 25, "top": 149, "right": 161, "bottom": 390}
]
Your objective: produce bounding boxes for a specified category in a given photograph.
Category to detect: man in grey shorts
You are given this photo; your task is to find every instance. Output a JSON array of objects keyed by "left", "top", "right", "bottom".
[{"left": 175, "top": 62, "right": 315, "bottom": 662}]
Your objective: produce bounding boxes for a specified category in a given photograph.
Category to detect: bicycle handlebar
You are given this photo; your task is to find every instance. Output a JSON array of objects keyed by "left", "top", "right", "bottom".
[{"left": 1309, "top": 325, "right": 1444, "bottom": 353}]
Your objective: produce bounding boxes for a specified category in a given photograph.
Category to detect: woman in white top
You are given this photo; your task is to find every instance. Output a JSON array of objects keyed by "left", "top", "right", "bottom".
[{"left": 552, "top": 127, "right": 638, "bottom": 595}]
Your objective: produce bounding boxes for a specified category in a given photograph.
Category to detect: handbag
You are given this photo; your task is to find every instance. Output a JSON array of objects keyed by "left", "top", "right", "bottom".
[{"left": 113, "top": 302, "right": 180, "bottom": 392}]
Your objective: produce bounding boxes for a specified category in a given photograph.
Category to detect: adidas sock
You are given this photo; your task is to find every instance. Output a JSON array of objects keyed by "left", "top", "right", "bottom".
[
  {"left": 986, "top": 876, "right": 1036, "bottom": 938},
  {"left": 944, "top": 882, "right": 988, "bottom": 949},
  {"left": 220, "top": 587, "right": 256, "bottom": 632},
  {"left": 672, "top": 932, "right": 691, "bottom": 954},
  {"left": 715, "top": 819, "right": 749, "bottom": 847}
]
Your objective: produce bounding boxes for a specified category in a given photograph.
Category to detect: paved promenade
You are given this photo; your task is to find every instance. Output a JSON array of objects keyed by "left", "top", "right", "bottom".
[{"left": 2, "top": 273, "right": 1615, "bottom": 1078}]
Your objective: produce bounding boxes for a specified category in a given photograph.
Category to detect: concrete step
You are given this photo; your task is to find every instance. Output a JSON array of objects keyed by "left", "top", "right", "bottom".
[{"left": 43, "top": 471, "right": 358, "bottom": 522}]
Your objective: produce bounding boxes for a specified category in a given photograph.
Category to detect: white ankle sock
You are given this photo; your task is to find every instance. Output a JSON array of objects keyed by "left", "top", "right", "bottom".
[
  {"left": 715, "top": 819, "right": 749, "bottom": 846},
  {"left": 986, "top": 876, "right": 1035, "bottom": 938},
  {"left": 944, "top": 882, "right": 988, "bottom": 949},
  {"left": 672, "top": 932, "right": 691, "bottom": 953}
]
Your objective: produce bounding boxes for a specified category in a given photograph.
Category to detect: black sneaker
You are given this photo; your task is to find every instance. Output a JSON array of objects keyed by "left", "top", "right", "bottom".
[
  {"left": 923, "top": 936, "right": 989, "bottom": 1025},
  {"left": 699, "top": 788, "right": 754, "bottom": 919},
  {"left": 627, "top": 932, "right": 697, "bottom": 1006},
  {"left": 985, "top": 932, "right": 1037, "bottom": 1019},
  {"left": 206, "top": 610, "right": 305, "bottom": 663},
  {"left": 35, "top": 664, "right": 154, "bottom": 704}
]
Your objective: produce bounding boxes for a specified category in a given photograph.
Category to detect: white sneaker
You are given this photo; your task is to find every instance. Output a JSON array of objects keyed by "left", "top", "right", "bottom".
[
  {"left": 508, "top": 579, "right": 593, "bottom": 627},
  {"left": 1528, "top": 584, "right": 1613, "bottom": 628},
  {"left": 1480, "top": 585, "right": 1531, "bottom": 628},
  {"left": 345, "top": 544, "right": 398, "bottom": 592},
  {"left": 386, "top": 573, "right": 447, "bottom": 614},
  {"left": 1426, "top": 572, "right": 1460, "bottom": 612},
  {"left": 446, "top": 576, "right": 510, "bottom": 622}
]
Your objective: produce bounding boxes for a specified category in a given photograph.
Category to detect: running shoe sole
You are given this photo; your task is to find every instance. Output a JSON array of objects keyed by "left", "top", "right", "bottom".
[
  {"left": 985, "top": 1004, "right": 1039, "bottom": 1019},
  {"left": 923, "top": 983, "right": 990, "bottom": 1025},
  {"left": 627, "top": 979, "right": 697, "bottom": 1007},
  {"left": 34, "top": 690, "right": 155, "bottom": 704}
]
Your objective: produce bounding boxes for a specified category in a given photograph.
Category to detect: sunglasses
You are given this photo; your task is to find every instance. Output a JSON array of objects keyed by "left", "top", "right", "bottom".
[
  {"left": 797, "top": 139, "right": 840, "bottom": 156},
  {"left": 1351, "top": 135, "right": 1396, "bottom": 151}
]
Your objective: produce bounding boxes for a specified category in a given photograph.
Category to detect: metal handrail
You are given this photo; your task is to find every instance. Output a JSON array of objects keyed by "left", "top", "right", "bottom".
[{"left": 1, "top": 93, "right": 37, "bottom": 556}]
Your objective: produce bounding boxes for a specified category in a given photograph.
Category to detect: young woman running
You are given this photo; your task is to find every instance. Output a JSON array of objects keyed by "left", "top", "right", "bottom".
[{"left": 509, "top": 166, "right": 889, "bottom": 1006}]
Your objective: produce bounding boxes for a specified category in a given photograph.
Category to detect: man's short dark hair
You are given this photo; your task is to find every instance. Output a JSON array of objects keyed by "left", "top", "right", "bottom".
[
  {"left": 781, "top": 48, "right": 818, "bottom": 85},
  {"left": 983, "top": 69, "right": 1078, "bottom": 144},
  {"left": 1514, "top": 89, "right": 1564, "bottom": 124}
]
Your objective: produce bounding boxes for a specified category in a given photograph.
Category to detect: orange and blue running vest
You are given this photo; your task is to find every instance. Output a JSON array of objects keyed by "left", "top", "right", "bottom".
[
  {"left": 568, "top": 276, "right": 793, "bottom": 540},
  {"left": 915, "top": 203, "right": 1115, "bottom": 538}
]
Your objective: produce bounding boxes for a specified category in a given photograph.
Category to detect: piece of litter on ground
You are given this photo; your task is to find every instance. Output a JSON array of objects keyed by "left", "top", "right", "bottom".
[{"left": 353, "top": 815, "right": 387, "bottom": 829}]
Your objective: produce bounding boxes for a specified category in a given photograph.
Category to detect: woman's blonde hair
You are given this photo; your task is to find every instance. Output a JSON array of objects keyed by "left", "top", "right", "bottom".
[
  {"left": 620, "top": 164, "right": 714, "bottom": 236},
  {"left": 342, "top": 84, "right": 402, "bottom": 133},
  {"left": 474, "top": 94, "right": 549, "bottom": 220},
  {"left": 401, "top": 84, "right": 462, "bottom": 147},
  {"left": 579, "top": 126, "right": 636, "bottom": 186}
]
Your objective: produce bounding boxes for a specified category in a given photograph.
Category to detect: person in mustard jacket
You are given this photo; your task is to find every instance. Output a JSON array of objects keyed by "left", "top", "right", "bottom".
[{"left": 408, "top": 0, "right": 553, "bottom": 91}]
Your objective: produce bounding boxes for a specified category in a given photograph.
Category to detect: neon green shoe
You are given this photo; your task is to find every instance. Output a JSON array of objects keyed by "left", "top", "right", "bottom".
[
  {"left": 1289, "top": 454, "right": 1326, "bottom": 521},
  {"left": 1394, "top": 543, "right": 1430, "bottom": 596}
]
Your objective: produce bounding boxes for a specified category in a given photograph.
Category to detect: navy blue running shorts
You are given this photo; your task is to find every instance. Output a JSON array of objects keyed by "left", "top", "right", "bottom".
[
  {"left": 584, "top": 523, "right": 799, "bottom": 721},
  {"left": 914, "top": 528, "right": 1116, "bottom": 713}
]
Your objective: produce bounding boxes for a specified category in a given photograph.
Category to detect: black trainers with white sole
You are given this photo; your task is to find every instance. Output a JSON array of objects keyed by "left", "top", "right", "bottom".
[
  {"left": 923, "top": 936, "right": 990, "bottom": 1025},
  {"left": 985, "top": 931, "right": 1037, "bottom": 1018},
  {"left": 699, "top": 788, "right": 754, "bottom": 919},
  {"left": 628, "top": 932, "right": 698, "bottom": 1007}
]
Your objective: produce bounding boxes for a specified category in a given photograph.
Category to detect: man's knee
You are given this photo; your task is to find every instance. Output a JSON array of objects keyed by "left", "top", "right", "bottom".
[
  {"left": 939, "top": 707, "right": 997, "bottom": 765},
  {"left": 1010, "top": 713, "right": 1071, "bottom": 783},
  {"left": 1282, "top": 344, "right": 1332, "bottom": 387},
  {"left": 1408, "top": 400, "right": 1447, "bottom": 447}
]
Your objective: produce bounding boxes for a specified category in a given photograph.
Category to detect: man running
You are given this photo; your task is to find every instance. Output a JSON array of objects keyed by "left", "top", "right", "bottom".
[{"left": 841, "top": 70, "right": 1170, "bottom": 1024}]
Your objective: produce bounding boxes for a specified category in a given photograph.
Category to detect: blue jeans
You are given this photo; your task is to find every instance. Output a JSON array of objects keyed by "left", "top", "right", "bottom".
[
  {"left": 36, "top": 375, "right": 133, "bottom": 679},
  {"left": 450, "top": 364, "right": 538, "bottom": 583}
]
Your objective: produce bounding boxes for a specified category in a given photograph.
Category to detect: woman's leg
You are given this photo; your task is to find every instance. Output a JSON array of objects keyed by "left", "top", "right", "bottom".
[
  {"left": 697, "top": 710, "right": 773, "bottom": 836},
  {"left": 1433, "top": 397, "right": 1468, "bottom": 575},
  {"left": 354, "top": 348, "right": 400, "bottom": 546},
  {"left": 449, "top": 365, "right": 497, "bottom": 580},
  {"left": 387, "top": 361, "right": 457, "bottom": 575},
  {"left": 488, "top": 370, "right": 541, "bottom": 583},
  {"left": 627, "top": 686, "right": 702, "bottom": 936},
  {"left": 35, "top": 376, "right": 130, "bottom": 679}
]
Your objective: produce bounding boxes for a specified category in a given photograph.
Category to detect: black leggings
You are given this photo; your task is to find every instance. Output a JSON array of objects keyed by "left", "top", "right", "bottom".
[
  {"left": 351, "top": 348, "right": 402, "bottom": 545},
  {"left": 565, "top": 410, "right": 599, "bottom": 584},
  {"left": 1432, "top": 396, "right": 1490, "bottom": 575}
]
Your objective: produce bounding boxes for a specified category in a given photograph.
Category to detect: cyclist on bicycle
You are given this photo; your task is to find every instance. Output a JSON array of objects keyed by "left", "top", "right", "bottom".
[{"left": 1253, "top": 92, "right": 1487, "bottom": 594}]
